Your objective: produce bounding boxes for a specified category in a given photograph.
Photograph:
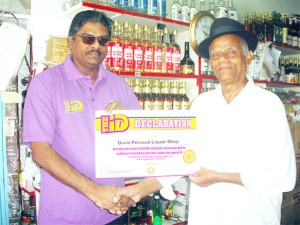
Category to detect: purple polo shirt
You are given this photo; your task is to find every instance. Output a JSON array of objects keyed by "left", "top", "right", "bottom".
[{"left": 23, "top": 55, "right": 141, "bottom": 225}]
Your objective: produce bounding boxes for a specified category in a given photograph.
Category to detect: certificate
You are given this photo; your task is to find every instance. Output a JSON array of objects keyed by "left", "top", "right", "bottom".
[{"left": 95, "top": 110, "right": 198, "bottom": 178}]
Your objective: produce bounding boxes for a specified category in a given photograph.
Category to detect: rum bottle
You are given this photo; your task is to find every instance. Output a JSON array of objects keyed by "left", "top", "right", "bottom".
[
  {"left": 110, "top": 20, "right": 123, "bottom": 71},
  {"left": 122, "top": 21, "right": 133, "bottom": 71},
  {"left": 180, "top": 42, "right": 195, "bottom": 75},
  {"left": 142, "top": 25, "right": 153, "bottom": 72},
  {"left": 152, "top": 80, "right": 163, "bottom": 110},
  {"left": 179, "top": 81, "right": 189, "bottom": 110},
  {"left": 171, "top": 29, "right": 181, "bottom": 74},
  {"left": 143, "top": 79, "right": 154, "bottom": 110},
  {"left": 161, "top": 81, "right": 172, "bottom": 110},
  {"left": 162, "top": 27, "right": 172, "bottom": 73},
  {"left": 132, "top": 24, "right": 143, "bottom": 72},
  {"left": 152, "top": 27, "right": 162, "bottom": 73}
]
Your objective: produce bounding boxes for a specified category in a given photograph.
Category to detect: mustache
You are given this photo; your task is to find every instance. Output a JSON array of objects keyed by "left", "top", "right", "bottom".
[{"left": 87, "top": 49, "right": 102, "bottom": 56}]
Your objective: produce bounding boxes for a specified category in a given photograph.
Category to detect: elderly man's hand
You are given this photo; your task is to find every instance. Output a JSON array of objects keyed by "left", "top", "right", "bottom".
[{"left": 104, "top": 101, "right": 126, "bottom": 114}]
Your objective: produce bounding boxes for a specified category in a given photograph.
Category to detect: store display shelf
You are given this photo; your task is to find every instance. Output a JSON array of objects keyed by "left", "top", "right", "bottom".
[
  {"left": 258, "top": 39, "right": 300, "bottom": 56},
  {"left": 112, "top": 71, "right": 198, "bottom": 79},
  {"left": 256, "top": 80, "right": 300, "bottom": 87}
]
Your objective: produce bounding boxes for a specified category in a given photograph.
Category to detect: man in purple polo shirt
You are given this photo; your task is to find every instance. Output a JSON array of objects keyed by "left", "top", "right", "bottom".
[{"left": 23, "top": 10, "right": 142, "bottom": 225}]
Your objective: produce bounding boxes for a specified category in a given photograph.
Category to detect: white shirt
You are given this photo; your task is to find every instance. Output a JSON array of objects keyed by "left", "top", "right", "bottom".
[{"left": 186, "top": 79, "right": 296, "bottom": 225}]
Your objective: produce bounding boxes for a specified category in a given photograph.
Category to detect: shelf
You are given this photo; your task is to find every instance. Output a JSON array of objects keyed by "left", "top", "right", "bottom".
[
  {"left": 111, "top": 71, "right": 198, "bottom": 79},
  {"left": 64, "top": 1, "right": 189, "bottom": 32},
  {"left": 258, "top": 40, "right": 300, "bottom": 56}
]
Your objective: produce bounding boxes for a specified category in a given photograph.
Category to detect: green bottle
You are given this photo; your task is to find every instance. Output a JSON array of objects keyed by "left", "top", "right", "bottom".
[{"left": 152, "top": 195, "right": 163, "bottom": 225}]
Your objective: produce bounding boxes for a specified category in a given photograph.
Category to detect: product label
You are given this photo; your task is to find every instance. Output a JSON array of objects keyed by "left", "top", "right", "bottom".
[
  {"left": 123, "top": 44, "right": 133, "bottom": 69},
  {"left": 104, "top": 45, "right": 111, "bottom": 68},
  {"left": 153, "top": 46, "right": 162, "bottom": 70},
  {"left": 153, "top": 100, "right": 163, "bottom": 110},
  {"left": 171, "top": 48, "right": 180, "bottom": 72},
  {"left": 144, "top": 100, "right": 154, "bottom": 110},
  {"left": 144, "top": 46, "right": 153, "bottom": 70},
  {"left": 172, "top": 100, "right": 181, "bottom": 110},
  {"left": 111, "top": 42, "right": 123, "bottom": 68},
  {"left": 180, "top": 65, "right": 194, "bottom": 75},
  {"left": 133, "top": 45, "right": 143, "bottom": 70},
  {"left": 164, "top": 47, "right": 172, "bottom": 71},
  {"left": 163, "top": 100, "right": 172, "bottom": 110}
]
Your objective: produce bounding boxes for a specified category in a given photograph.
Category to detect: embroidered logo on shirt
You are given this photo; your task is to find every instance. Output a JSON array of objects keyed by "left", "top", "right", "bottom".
[{"left": 65, "top": 101, "right": 84, "bottom": 113}]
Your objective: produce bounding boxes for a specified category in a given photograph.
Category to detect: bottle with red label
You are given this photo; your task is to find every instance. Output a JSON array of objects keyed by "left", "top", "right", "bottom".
[
  {"left": 110, "top": 20, "right": 123, "bottom": 71},
  {"left": 152, "top": 27, "right": 162, "bottom": 73},
  {"left": 122, "top": 21, "right": 133, "bottom": 71},
  {"left": 162, "top": 27, "right": 172, "bottom": 73},
  {"left": 142, "top": 25, "right": 153, "bottom": 72},
  {"left": 132, "top": 23, "right": 143, "bottom": 72},
  {"left": 171, "top": 29, "right": 181, "bottom": 74}
]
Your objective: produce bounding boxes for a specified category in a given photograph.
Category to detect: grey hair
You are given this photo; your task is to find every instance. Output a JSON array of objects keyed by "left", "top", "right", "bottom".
[{"left": 68, "top": 10, "right": 113, "bottom": 40}]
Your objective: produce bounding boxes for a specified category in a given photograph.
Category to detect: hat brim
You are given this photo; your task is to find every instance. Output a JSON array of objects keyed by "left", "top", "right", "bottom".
[{"left": 198, "top": 31, "right": 258, "bottom": 59}]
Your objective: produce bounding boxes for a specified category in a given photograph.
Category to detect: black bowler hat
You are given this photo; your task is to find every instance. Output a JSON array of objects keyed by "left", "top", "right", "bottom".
[{"left": 198, "top": 17, "right": 258, "bottom": 59}]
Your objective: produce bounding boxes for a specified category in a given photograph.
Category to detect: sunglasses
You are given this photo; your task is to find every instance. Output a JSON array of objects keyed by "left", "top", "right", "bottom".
[{"left": 76, "top": 34, "right": 110, "bottom": 46}]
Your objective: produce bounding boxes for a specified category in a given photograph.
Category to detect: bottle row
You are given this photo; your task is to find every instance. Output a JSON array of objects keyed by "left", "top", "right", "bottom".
[
  {"left": 105, "top": 20, "right": 195, "bottom": 75},
  {"left": 124, "top": 78, "right": 190, "bottom": 110},
  {"left": 244, "top": 11, "right": 300, "bottom": 48}
]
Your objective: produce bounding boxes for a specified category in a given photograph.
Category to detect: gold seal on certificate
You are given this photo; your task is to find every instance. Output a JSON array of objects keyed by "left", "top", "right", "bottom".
[{"left": 95, "top": 110, "right": 199, "bottom": 178}]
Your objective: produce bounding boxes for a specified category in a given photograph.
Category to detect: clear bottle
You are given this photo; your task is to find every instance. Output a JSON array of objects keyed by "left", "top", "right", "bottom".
[
  {"left": 162, "top": 27, "right": 172, "bottom": 73},
  {"left": 132, "top": 24, "right": 143, "bottom": 72},
  {"left": 138, "top": 0, "right": 148, "bottom": 14},
  {"left": 227, "top": 0, "right": 238, "bottom": 21},
  {"left": 122, "top": 21, "right": 133, "bottom": 71},
  {"left": 181, "top": 0, "right": 190, "bottom": 23},
  {"left": 152, "top": 27, "right": 162, "bottom": 73},
  {"left": 170, "top": 0, "right": 182, "bottom": 21},
  {"left": 107, "top": 0, "right": 119, "bottom": 7},
  {"left": 152, "top": 195, "right": 163, "bottom": 225},
  {"left": 142, "top": 25, "right": 153, "bottom": 72},
  {"left": 148, "top": 0, "right": 158, "bottom": 15},
  {"left": 189, "top": 0, "right": 198, "bottom": 21},
  {"left": 199, "top": 0, "right": 205, "bottom": 11},
  {"left": 207, "top": 0, "right": 216, "bottom": 16},
  {"left": 157, "top": 0, "right": 166, "bottom": 17},
  {"left": 179, "top": 81, "right": 189, "bottom": 110},
  {"left": 128, "top": 0, "right": 139, "bottom": 11},
  {"left": 119, "top": 0, "right": 128, "bottom": 8},
  {"left": 249, "top": 49, "right": 260, "bottom": 80},
  {"left": 180, "top": 42, "right": 195, "bottom": 75},
  {"left": 110, "top": 20, "right": 123, "bottom": 71},
  {"left": 171, "top": 29, "right": 181, "bottom": 74},
  {"left": 215, "top": 0, "right": 227, "bottom": 18}
]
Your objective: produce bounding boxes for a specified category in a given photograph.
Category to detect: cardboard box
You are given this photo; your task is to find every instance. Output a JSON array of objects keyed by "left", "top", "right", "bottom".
[{"left": 46, "top": 36, "right": 70, "bottom": 63}]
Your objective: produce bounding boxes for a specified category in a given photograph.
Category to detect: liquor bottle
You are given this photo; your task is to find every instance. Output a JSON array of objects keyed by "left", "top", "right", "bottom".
[
  {"left": 215, "top": 0, "right": 227, "bottom": 18},
  {"left": 148, "top": 0, "right": 158, "bottom": 16},
  {"left": 171, "top": 29, "right": 181, "bottom": 74},
  {"left": 257, "top": 13, "right": 265, "bottom": 40},
  {"left": 170, "top": 0, "right": 182, "bottom": 21},
  {"left": 107, "top": 0, "right": 119, "bottom": 7},
  {"left": 298, "top": 21, "right": 300, "bottom": 48},
  {"left": 207, "top": 0, "right": 215, "bottom": 16},
  {"left": 142, "top": 25, "right": 153, "bottom": 72},
  {"left": 152, "top": 195, "right": 163, "bottom": 225},
  {"left": 122, "top": 21, "right": 133, "bottom": 71},
  {"left": 199, "top": 0, "right": 205, "bottom": 11},
  {"left": 157, "top": 0, "right": 166, "bottom": 17},
  {"left": 291, "top": 19, "right": 297, "bottom": 47},
  {"left": 152, "top": 80, "right": 163, "bottom": 110},
  {"left": 189, "top": 0, "right": 198, "bottom": 21},
  {"left": 249, "top": 49, "right": 260, "bottom": 80},
  {"left": 161, "top": 81, "right": 172, "bottom": 110},
  {"left": 138, "top": 0, "right": 148, "bottom": 14},
  {"left": 119, "top": 0, "right": 128, "bottom": 8},
  {"left": 170, "top": 81, "right": 181, "bottom": 110},
  {"left": 180, "top": 42, "right": 195, "bottom": 75},
  {"left": 179, "top": 81, "right": 189, "bottom": 110},
  {"left": 279, "top": 57, "right": 286, "bottom": 82},
  {"left": 132, "top": 24, "right": 143, "bottom": 72},
  {"left": 110, "top": 20, "right": 123, "bottom": 71},
  {"left": 132, "top": 79, "right": 144, "bottom": 108},
  {"left": 162, "top": 27, "right": 172, "bottom": 73},
  {"left": 244, "top": 13, "right": 250, "bottom": 31},
  {"left": 181, "top": 0, "right": 190, "bottom": 23},
  {"left": 250, "top": 12, "right": 258, "bottom": 36},
  {"left": 128, "top": 0, "right": 139, "bottom": 11},
  {"left": 143, "top": 79, "right": 154, "bottom": 110},
  {"left": 293, "top": 57, "right": 299, "bottom": 84},
  {"left": 282, "top": 16, "right": 288, "bottom": 45},
  {"left": 263, "top": 12, "right": 270, "bottom": 41},
  {"left": 227, "top": 0, "right": 238, "bottom": 21},
  {"left": 152, "top": 27, "right": 162, "bottom": 73},
  {"left": 146, "top": 194, "right": 154, "bottom": 225}
]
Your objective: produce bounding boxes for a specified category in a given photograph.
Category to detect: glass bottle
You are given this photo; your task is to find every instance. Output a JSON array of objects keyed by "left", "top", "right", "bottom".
[
  {"left": 180, "top": 42, "right": 195, "bottom": 75},
  {"left": 250, "top": 12, "right": 258, "bottom": 36},
  {"left": 142, "top": 25, "right": 153, "bottom": 72},
  {"left": 263, "top": 12, "right": 270, "bottom": 41},
  {"left": 146, "top": 194, "right": 154, "bottom": 225},
  {"left": 171, "top": 29, "right": 181, "bottom": 74},
  {"left": 244, "top": 13, "right": 250, "bottom": 31},
  {"left": 189, "top": 0, "right": 198, "bottom": 21},
  {"left": 215, "top": 0, "right": 227, "bottom": 18},
  {"left": 179, "top": 81, "right": 189, "bottom": 110},
  {"left": 143, "top": 79, "right": 154, "bottom": 110},
  {"left": 152, "top": 80, "right": 163, "bottom": 110},
  {"left": 148, "top": 0, "right": 158, "bottom": 16},
  {"left": 181, "top": 0, "right": 190, "bottom": 23},
  {"left": 170, "top": 81, "right": 181, "bottom": 110},
  {"left": 132, "top": 79, "right": 144, "bottom": 108},
  {"left": 227, "top": 0, "right": 238, "bottom": 21},
  {"left": 161, "top": 81, "right": 172, "bottom": 110},
  {"left": 122, "top": 21, "right": 133, "bottom": 71},
  {"left": 152, "top": 27, "right": 162, "bottom": 73},
  {"left": 162, "top": 27, "right": 172, "bottom": 73},
  {"left": 110, "top": 20, "right": 123, "bottom": 71},
  {"left": 138, "top": 0, "right": 148, "bottom": 14},
  {"left": 132, "top": 24, "right": 143, "bottom": 72},
  {"left": 170, "top": 0, "right": 182, "bottom": 21},
  {"left": 152, "top": 195, "right": 163, "bottom": 225},
  {"left": 199, "top": 0, "right": 205, "bottom": 11},
  {"left": 128, "top": 0, "right": 138, "bottom": 11},
  {"left": 207, "top": 0, "right": 215, "bottom": 16}
]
